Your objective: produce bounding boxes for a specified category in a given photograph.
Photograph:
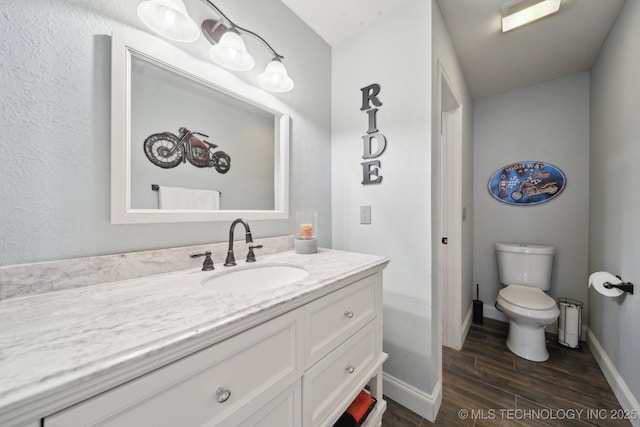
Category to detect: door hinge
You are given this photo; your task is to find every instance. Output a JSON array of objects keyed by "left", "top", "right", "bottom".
[{"left": 442, "top": 237, "right": 448, "bottom": 244}]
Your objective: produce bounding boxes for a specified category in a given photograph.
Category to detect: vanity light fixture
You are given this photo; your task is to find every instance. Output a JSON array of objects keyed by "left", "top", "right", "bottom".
[
  {"left": 257, "top": 58, "right": 295, "bottom": 93},
  {"left": 137, "top": 0, "right": 200, "bottom": 42},
  {"left": 137, "top": 0, "right": 295, "bottom": 92},
  {"left": 501, "top": 0, "right": 561, "bottom": 33},
  {"left": 208, "top": 28, "right": 255, "bottom": 71}
]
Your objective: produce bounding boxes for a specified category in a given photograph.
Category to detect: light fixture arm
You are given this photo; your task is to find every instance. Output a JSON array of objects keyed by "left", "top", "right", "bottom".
[{"left": 201, "top": 0, "right": 284, "bottom": 60}]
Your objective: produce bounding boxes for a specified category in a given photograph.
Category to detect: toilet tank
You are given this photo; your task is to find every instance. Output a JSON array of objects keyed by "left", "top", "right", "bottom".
[{"left": 495, "top": 243, "right": 555, "bottom": 290}]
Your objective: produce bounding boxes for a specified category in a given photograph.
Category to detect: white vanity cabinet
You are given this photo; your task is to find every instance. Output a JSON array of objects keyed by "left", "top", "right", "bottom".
[
  {"left": 45, "top": 310, "right": 303, "bottom": 427},
  {"left": 302, "top": 272, "right": 386, "bottom": 426},
  {"left": 43, "top": 271, "right": 386, "bottom": 427}
]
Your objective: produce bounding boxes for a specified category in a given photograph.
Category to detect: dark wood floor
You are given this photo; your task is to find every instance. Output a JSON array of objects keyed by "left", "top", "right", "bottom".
[{"left": 382, "top": 318, "right": 630, "bottom": 426}]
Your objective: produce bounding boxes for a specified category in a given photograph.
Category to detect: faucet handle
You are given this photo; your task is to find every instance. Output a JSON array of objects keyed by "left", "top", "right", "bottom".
[
  {"left": 191, "top": 251, "right": 214, "bottom": 271},
  {"left": 246, "top": 245, "right": 263, "bottom": 263}
]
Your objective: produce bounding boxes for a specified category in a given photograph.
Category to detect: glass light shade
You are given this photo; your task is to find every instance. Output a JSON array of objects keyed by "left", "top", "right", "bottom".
[
  {"left": 137, "top": 0, "right": 199, "bottom": 42},
  {"left": 258, "top": 59, "right": 294, "bottom": 93},
  {"left": 209, "top": 30, "right": 255, "bottom": 71}
]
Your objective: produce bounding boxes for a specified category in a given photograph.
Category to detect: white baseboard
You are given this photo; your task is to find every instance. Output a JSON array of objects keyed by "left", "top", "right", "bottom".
[
  {"left": 587, "top": 327, "right": 640, "bottom": 427},
  {"left": 462, "top": 304, "right": 473, "bottom": 344},
  {"left": 382, "top": 373, "right": 441, "bottom": 422}
]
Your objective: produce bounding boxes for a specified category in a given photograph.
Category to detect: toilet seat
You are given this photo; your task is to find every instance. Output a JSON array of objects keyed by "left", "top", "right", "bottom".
[{"left": 499, "top": 285, "right": 556, "bottom": 311}]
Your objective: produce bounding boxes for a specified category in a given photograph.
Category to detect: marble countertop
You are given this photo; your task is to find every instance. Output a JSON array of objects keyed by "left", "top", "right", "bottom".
[{"left": 0, "top": 248, "right": 388, "bottom": 423}]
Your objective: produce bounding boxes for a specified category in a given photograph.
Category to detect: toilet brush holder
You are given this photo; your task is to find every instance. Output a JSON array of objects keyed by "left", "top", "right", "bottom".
[
  {"left": 473, "top": 300, "right": 484, "bottom": 325},
  {"left": 473, "top": 283, "right": 483, "bottom": 325}
]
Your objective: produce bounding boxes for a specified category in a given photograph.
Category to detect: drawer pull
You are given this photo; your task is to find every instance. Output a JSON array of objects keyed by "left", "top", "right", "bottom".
[
  {"left": 216, "top": 387, "right": 232, "bottom": 403},
  {"left": 346, "top": 365, "right": 355, "bottom": 374},
  {"left": 344, "top": 310, "right": 354, "bottom": 319}
]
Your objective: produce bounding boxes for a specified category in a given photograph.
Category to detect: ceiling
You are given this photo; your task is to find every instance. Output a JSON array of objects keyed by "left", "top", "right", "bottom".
[
  {"left": 282, "top": 0, "right": 626, "bottom": 99},
  {"left": 280, "top": 0, "right": 413, "bottom": 46}
]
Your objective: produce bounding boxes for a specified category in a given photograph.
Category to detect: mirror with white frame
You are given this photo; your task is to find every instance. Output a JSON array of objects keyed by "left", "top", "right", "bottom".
[{"left": 111, "top": 31, "right": 290, "bottom": 224}]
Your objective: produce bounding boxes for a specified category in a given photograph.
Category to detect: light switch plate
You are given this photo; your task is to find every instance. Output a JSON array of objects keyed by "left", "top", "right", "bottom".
[{"left": 360, "top": 205, "right": 371, "bottom": 224}]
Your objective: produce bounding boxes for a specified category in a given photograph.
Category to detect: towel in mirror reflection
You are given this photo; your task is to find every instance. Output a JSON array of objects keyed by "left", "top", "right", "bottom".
[{"left": 158, "top": 186, "right": 220, "bottom": 210}]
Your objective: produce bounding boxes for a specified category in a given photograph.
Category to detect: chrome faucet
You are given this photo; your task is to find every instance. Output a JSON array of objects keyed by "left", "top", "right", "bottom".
[{"left": 224, "top": 218, "right": 253, "bottom": 266}]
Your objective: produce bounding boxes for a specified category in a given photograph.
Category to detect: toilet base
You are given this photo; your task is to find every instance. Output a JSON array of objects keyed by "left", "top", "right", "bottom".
[{"left": 506, "top": 320, "right": 549, "bottom": 362}]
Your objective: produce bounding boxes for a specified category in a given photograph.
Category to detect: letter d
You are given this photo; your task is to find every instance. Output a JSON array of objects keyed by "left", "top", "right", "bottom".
[{"left": 362, "top": 133, "right": 387, "bottom": 159}]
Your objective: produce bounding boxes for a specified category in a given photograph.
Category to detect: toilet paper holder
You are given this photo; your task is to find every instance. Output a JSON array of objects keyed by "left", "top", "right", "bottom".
[{"left": 604, "top": 276, "right": 634, "bottom": 294}]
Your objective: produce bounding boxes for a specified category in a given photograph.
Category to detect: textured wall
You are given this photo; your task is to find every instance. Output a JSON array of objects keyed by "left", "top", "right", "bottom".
[
  {"left": 0, "top": 0, "right": 331, "bottom": 265},
  {"left": 590, "top": 0, "right": 640, "bottom": 405}
]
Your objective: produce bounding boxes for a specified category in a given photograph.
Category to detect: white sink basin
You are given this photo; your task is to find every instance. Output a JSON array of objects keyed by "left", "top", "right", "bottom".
[{"left": 202, "top": 265, "right": 309, "bottom": 292}]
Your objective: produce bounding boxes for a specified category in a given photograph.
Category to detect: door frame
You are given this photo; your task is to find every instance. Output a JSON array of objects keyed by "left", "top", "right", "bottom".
[{"left": 437, "top": 61, "right": 464, "bottom": 350}]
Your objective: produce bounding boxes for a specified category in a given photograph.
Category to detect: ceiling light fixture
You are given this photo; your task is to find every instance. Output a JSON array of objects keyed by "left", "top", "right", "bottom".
[
  {"left": 137, "top": 0, "right": 294, "bottom": 92},
  {"left": 501, "top": 0, "right": 561, "bottom": 33}
]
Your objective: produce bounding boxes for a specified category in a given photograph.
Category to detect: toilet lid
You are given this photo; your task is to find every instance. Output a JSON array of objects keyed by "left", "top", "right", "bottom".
[{"left": 499, "top": 285, "right": 556, "bottom": 310}]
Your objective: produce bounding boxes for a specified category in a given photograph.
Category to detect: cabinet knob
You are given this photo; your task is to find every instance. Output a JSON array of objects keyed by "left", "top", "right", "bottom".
[
  {"left": 346, "top": 365, "right": 355, "bottom": 374},
  {"left": 216, "top": 387, "right": 231, "bottom": 403},
  {"left": 344, "top": 310, "right": 354, "bottom": 319}
]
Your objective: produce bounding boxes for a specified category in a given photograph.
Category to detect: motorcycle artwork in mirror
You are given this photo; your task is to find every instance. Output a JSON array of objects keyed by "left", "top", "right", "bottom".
[
  {"left": 111, "top": 31, "right": 290, "bottom": 224},
  {"left": 143, "top": 127, "right": 231, "bottom": 173}
]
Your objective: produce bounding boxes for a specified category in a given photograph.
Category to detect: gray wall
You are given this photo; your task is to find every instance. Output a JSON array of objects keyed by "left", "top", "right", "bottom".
[
  {"left": 473, "top": 73, "right": 590, "bottom": 319},
  {"left": 0, "top": 0, "right": 331, "bottom": 266},
  {"left": 590, "top": 0, "right": 640, "bottom": 405}
]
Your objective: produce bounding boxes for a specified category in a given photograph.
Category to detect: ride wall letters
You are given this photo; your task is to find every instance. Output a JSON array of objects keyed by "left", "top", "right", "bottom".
[{"left": 360, "top": 83, "right": 387, "bottom": 185}]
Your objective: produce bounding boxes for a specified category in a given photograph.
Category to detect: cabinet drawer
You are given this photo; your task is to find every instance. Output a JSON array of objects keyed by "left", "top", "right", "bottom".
[
  {"left": 45, "top": 311, "right": 301, "bottom": 427},
  {"left": 303, "top": 321, "right": 377, "bottom": 426},
  {"left": 304, "top": 273, "right": 378, "bottom": 367}
]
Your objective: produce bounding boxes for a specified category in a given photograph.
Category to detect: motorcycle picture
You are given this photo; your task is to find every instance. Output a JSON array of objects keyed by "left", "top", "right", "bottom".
[{"left": 143, "top": 127, "right": 231, "bottom": 174}]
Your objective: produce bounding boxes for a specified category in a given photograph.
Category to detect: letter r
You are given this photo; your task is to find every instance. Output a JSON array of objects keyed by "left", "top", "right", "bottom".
[{"left": 360, "top": 83, "right": 383, "bottom": 111}]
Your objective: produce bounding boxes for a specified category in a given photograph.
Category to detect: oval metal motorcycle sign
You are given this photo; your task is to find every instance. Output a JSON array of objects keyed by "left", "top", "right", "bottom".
[{"left": 488, "top": 161, "right": 566, "bottom": 206}]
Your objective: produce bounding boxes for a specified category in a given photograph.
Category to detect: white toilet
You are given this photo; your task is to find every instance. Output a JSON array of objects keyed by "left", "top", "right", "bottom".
[{"left": 495, "top": 243, "right": 559, "bottom": 362}]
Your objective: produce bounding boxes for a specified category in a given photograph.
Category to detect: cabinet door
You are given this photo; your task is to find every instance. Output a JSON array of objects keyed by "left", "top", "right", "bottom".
[
  {"left": 44, "top": 310, "right": 302, "bottom": 427},
  {"left": 236, "top": 380, "right": 301, "bottom": 427}
]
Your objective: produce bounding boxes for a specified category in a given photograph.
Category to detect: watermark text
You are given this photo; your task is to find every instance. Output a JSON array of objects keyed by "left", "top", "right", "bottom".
[{"left": 457, "top": 408, "right": 638, "bottom": 421}]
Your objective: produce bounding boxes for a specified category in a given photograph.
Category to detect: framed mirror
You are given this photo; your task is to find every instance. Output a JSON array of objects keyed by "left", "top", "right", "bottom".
[{"left": 111, "top": 31, "right": 290, "bottom": 224}]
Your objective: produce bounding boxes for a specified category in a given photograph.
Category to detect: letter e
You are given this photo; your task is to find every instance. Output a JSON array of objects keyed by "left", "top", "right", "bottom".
[{"left": 361, "top": 160, "right": 383, "bottom": 185}]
